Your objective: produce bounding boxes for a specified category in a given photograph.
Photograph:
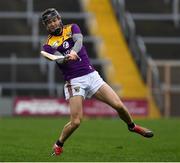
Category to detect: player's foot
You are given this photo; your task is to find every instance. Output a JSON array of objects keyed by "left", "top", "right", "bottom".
[
  {"left": 129, "top": 124, "right": 154, "bottom": 138},
  {"left": 51, "top": 144, "right": 63, "bottom": 156}
]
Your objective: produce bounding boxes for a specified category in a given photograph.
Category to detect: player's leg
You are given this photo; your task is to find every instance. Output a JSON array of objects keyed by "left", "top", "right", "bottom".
[
  {"left": 94, "top": 83, "right": 153, "bottom": 138},
  {"left": 94, "top": 83, "right": 133, "bottom": 124},
  {"left": 59, "top": 95, "right": 83, "bottom": 142},
  {"left": 52, "top": 95, "right": 83, "bottom": 156}
]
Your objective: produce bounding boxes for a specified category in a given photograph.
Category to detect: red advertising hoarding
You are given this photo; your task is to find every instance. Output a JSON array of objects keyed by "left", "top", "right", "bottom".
[{"left": 14, "top": 97, "right": 148, "bottom": 117}]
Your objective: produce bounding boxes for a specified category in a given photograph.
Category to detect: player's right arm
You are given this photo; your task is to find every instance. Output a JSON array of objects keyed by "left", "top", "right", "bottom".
[{"left": 42, "top": 44, "right": 66, "bottom": 64}]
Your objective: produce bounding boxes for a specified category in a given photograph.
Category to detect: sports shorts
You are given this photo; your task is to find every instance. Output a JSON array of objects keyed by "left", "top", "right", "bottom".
[{"left": 64, "top": 71, "right": 105, "bottom": 100}]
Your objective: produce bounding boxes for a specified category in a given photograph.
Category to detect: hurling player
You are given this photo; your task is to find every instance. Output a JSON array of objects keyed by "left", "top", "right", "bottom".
[{"left": 41, "top": 8, "right": 154, "bottom": 156}]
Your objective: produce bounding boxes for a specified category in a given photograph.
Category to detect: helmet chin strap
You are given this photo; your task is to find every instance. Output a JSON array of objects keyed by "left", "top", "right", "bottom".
[
  {"left": 50, "top": 27, "right": 61, "bottom": 36},
  {"left": 48, "top": 22, "right": 63, "bottom": 36}
]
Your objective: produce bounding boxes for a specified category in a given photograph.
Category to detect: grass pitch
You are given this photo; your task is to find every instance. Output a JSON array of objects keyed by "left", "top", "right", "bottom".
[{"left": 0, "top": 117, "right": 180, "bottom": 162}]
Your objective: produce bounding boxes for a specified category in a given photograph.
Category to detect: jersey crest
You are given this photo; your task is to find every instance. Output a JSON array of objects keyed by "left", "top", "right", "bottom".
[{"left": 62, "top": 41, "right": 70, "bottom": 49}]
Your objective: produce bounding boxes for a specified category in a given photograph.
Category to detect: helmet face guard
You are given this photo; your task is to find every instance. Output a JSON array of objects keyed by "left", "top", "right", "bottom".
[{"left": 42, "top": 8, "right": 63, "bottom": 35}]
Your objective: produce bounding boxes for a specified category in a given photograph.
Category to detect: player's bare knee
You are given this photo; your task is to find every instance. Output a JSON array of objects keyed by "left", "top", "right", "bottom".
[{"left": 71, "top": 118, "right": 81, "bottom": 129}]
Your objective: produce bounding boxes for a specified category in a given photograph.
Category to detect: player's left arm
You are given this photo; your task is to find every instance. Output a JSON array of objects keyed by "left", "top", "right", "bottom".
[
  {"left": 67, "top": 24, "right": 83, "bottom": 61},
  {"left": 72, "top": 33, "right": 83, "bottom": 54}
]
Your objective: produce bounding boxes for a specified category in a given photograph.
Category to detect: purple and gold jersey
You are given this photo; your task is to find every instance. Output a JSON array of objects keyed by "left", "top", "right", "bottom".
[{"left": 43, "top": 24, "right": 95, "bottom": 81}]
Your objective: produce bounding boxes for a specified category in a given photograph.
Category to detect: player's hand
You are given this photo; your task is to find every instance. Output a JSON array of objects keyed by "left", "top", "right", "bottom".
[{"left": 66, "top": 50, "right": 79, "bottom": 61}]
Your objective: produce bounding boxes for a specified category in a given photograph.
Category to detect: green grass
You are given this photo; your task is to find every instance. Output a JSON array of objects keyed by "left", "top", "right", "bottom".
[{"left": 0, "top": 117, "right": 180, "bottom": 162}]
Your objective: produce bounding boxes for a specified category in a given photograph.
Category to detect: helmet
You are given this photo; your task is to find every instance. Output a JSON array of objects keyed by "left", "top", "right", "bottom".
[
  {"left": 42, "top": 8, "right": 60, "bottom": 25},
  {"left": 41, "top": 8, "right": 63, "bottom": 35}
]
